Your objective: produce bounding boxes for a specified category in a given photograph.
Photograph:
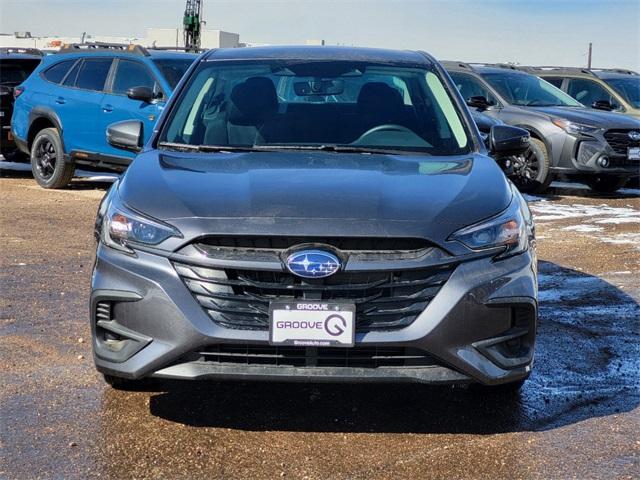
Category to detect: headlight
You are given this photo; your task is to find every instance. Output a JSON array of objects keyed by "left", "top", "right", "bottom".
[
  {"left": 449, "top": 196, "right": 529, "bottom": 259},
  {"left": 101, "top": 199, "right": 181, "bottom": 253},
  {"left": 552, "top": 118, "right": 601, "bottom": 136}
]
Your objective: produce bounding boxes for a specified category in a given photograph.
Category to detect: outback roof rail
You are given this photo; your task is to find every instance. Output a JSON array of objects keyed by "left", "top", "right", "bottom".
[
  {"left": 518, "top": 65, "right": 597, "bottom": 75},
  {"left": 148, "top": 46, "right": 207, "bottom": 53},
  {"left": 591, "top": 68, "right": 639, "bottom": 75},
  {"left": 59, "top": 42, "right": 150, "bottom": 56},
  {"left": 468, "top": 62, "right": 520, "bottom": 70},
  {"left": 440, "top": 60, "right": 475, "bottom": 70},
  {"left": 0, "top": 47, "right": 43, "bottom": 56}
]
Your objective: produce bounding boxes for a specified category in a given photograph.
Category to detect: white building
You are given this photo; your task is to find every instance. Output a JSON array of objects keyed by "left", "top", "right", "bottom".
[
  {"left": 144, "top": 28, "right": 240, "bottom": 49},
  {"left": 0, "top": 28, "right": 241, "bottom": 51}
]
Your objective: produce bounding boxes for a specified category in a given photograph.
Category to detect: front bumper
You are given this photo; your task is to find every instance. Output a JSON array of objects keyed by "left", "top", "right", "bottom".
[
  {"left": 91, "top": 245, "right": 537, "bottom": 386},
  {"left": 553, "top": 132, "right": 640, "bottom": 176}
]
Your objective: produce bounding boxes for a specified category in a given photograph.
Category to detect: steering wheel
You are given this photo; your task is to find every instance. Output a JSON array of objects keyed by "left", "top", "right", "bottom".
[{"left": 355, "top": 124, "right": 415, "bottom": 142}]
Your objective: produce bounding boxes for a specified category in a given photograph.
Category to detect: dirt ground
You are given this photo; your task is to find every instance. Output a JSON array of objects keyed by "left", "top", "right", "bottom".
[{"left": 1, "top": 163, "right": 639, "bottom": 480}]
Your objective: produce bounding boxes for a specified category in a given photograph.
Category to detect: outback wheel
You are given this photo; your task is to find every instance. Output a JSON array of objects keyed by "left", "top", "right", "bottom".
[
  {"left": 30, "top": 128, "right": 75, "bottom": 189},
  {"left": 510, "top": 138, "right": 552, "bottom": 194},
  {"left": 585, "top": 175, "right": 628, "bottom": 193}
]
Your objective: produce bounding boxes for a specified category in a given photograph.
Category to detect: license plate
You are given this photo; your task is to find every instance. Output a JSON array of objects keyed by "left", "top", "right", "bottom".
[
  {"left": 269, "top": 301, "right": 355, "bottom": 347},
  {"left": 628, "top": 147, "right": 640, "bottom": 161}
]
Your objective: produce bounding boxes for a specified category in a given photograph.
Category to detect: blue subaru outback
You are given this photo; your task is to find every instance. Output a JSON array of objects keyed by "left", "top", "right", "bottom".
[{"left": 11, "top": 43, "right": 197, "bottom": 188}]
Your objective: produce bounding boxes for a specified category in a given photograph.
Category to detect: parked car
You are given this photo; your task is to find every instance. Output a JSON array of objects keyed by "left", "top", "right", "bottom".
[
  {"left": 11, "top": 43, "right": 197, "bottom": 188},
  {"left": 0, "top": 48, "right": 42, "bottom": 161},
  {"left": 443, "top": 61, "right": 640, "bottom": 193},
  {"left": 92, "top": 46, "right": 537, "bottom": 393},
  {"left": 521, "top": 66, "right": 640, "bottom": 119},
  {"left": 471, "top": 110, "right": 535, "bottom": 180}
]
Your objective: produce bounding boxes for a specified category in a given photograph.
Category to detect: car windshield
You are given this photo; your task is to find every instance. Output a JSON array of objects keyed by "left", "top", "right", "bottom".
[
  {"left": 152, "top": 58, "right": 195, "bottom": 90},
  {"left": 482, "top": 71, "right": 583, "bottom": 107},
  {"left": 0, "top": 59, "right": 40, "bottom": 84},
  {"left": 159, "top": 60, "right": 471, "bottom": 155},
  {"left": 604, "top": 77, "right": 640, "bottom": 108}
]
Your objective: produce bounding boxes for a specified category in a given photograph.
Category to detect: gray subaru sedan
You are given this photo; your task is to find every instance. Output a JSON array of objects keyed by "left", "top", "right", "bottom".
[{"left": 92, "top": 46, "right": 537, "bottom": 392}]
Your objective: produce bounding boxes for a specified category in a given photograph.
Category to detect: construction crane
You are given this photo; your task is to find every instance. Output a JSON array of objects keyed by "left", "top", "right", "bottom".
[{"left": 183, "top": 0, "right": 203, "bottom": 52}]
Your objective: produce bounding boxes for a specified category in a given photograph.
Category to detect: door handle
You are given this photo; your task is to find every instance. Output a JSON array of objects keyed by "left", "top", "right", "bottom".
[
  {"left": 102, "top": 104, "right": 113, "bottom": 113},
  {"left": 55, "top": 97, "right": 66, "bottom": 104}
]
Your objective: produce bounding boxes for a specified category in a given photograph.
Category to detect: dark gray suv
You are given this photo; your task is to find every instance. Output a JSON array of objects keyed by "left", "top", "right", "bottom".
[
  {"left": 92, "top": 46, "right": 537, "bottom": 392},
  {"left": 444, "top": 62, "right": 640, "bottom": 193}
]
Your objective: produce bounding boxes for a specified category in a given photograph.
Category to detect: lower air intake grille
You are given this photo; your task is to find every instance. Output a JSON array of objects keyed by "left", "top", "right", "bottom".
[
  {"left": 190, "top": 344, "right": 438, "bottom": 368},
  {"left": 173, "top": 261, "right": 454, "bottom": 332}
]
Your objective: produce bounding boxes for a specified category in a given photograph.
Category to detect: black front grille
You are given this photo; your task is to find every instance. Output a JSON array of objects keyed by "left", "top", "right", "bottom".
[
  {"left": 173, "top": 262, "right": 454, "bottom": 332},
  {"left": 604, "top": 129, "right": 640, "bottom": 155},
  {"left": 196, "top": 236, "right": 432, "bottom": 251},
  {"left": 189, "top": 344, "right": 438, "bottom": 368}
]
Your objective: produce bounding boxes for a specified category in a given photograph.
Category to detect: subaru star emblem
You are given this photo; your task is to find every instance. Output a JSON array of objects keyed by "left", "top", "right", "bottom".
[
  {"left": 628, "top": 131, "right": 640, "bottom": 141},
  {"left": 286, "top": 250, "right": 341, "bottom": 279}
]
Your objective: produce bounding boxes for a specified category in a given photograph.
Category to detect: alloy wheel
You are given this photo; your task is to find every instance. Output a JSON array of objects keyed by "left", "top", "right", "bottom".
[{"left": 34, "top": 138, "right": 56, "bottom": 180}]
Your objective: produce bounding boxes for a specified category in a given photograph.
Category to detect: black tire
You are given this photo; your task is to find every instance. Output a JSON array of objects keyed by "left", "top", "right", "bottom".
[
  {"left": 511, "top": 138, "right": 553, "bottom": 194},
  {"left": 30, "top": 127, "right": 75, "bottom": 189},
  {"left": 584, "top": 175, "right": 628, "bottom": 194}
]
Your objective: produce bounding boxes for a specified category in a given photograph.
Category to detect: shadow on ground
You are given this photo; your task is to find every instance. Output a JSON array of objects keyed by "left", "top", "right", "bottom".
[
  {"left": 0, "top": 160, "right": 117, "bottom": 190},
  {"left": 139, "top": 261, "right": 640, "bottom": 434}
]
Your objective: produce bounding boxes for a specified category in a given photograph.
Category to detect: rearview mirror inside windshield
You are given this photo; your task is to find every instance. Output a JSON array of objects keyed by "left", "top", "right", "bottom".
[{"left": 294, "top": 79, "right": 344, "bottom": 96}]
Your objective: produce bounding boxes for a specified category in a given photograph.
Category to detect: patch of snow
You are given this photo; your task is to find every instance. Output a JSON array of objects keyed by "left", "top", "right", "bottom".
[
  {"left": 561, "top": 225, "right": 604, "bottom": 233},
  {"left": 529, "top": 202, "right": 639, "bottom": 222},
  {"left": 595, "top": 216, "right": 640, "bottom": 224},
  {"left": 599, "top": 233, "right": 640, "bottom": 246},
  {"left": 523, "top": 194, "right": 545, "bottom": 203}
]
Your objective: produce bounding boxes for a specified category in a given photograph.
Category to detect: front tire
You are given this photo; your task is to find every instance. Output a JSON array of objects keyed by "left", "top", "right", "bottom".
[
  {"left": 585, "top": 175, "right": 628, "bottom": 193},
  {"left": 511, "top": 138, "right": 552, "bottom": 194},
  {"left": 30, "top": 128, "right": 75, "bottom": 189}
]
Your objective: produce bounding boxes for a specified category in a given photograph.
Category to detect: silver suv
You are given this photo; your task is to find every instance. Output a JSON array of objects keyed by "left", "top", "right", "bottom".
[{"left": 444, "top": 61, "right": 640, "bottom": 193}]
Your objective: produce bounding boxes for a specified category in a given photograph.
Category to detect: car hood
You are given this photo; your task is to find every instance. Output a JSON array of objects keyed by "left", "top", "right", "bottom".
[
  {"left": 530, "top": 106, "right": 640, "bottom": 128},
  {"left": 118, "top": 150, "right": 512, "bottom": 246}
]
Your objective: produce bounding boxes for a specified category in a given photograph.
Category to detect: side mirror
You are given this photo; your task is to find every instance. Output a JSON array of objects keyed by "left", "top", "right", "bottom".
[
  {"left": 126, "top": 86, "right": 155, "bottom": 103},
  {"left": 489, "top": 125, "right": 530, "bottom": 156},
  {"left": 467, "top": 96, "right": 492, "bottom": 111},
  {"left": 106, "top": 120, "right": 143, "bottom": 153},
  {"left": 591, "top": 100, "right": 615, "bottom": 111}
]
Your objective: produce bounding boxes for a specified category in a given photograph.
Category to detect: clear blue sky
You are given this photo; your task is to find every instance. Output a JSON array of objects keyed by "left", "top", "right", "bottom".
[{"left": 1, "top": 0, "right": 638, "bottom": 69}]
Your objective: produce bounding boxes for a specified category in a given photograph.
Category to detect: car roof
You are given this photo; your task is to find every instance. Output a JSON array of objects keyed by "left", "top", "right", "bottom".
[
  {"left": 492, "top": 65, "right": 639, "bottom": 80},
  {"left": 440, "top": 61, "right": 526, "bottom": 76},
  {"left": 55, "top": 43, "right": 198, "bottom": 61},
  {"left": 0, "top": 53, "right": 42, "bottom": 61},
  {"left": 204, "top": 45, "right": 433, "bottom": 66},
  {"left": 592, "top": 70, "right": 639, "bottom": 80}
]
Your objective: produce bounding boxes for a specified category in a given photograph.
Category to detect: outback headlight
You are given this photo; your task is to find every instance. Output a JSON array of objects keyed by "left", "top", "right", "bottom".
[
  {"left": 552, "top": 118, "right": 600, "bottom": 136},
  {"left": 102, "top": 201, "right": 181, "bottom": 253},
  {"left": 450, "top": 198, "right": 528, "bottom": 259}
]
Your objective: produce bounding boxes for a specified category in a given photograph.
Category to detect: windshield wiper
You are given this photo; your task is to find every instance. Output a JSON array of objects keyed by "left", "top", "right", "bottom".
[
  {"left": 158, "top": 142, "right": 265, "bottom": 153},
  {"left": 251, "top": 144, "right": 424, "bottom": 155}
]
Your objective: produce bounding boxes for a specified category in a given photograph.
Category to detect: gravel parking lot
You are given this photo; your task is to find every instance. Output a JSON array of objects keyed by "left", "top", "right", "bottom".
[{"left": 1, "top": 161, "right": 639, "bottom": 479}]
